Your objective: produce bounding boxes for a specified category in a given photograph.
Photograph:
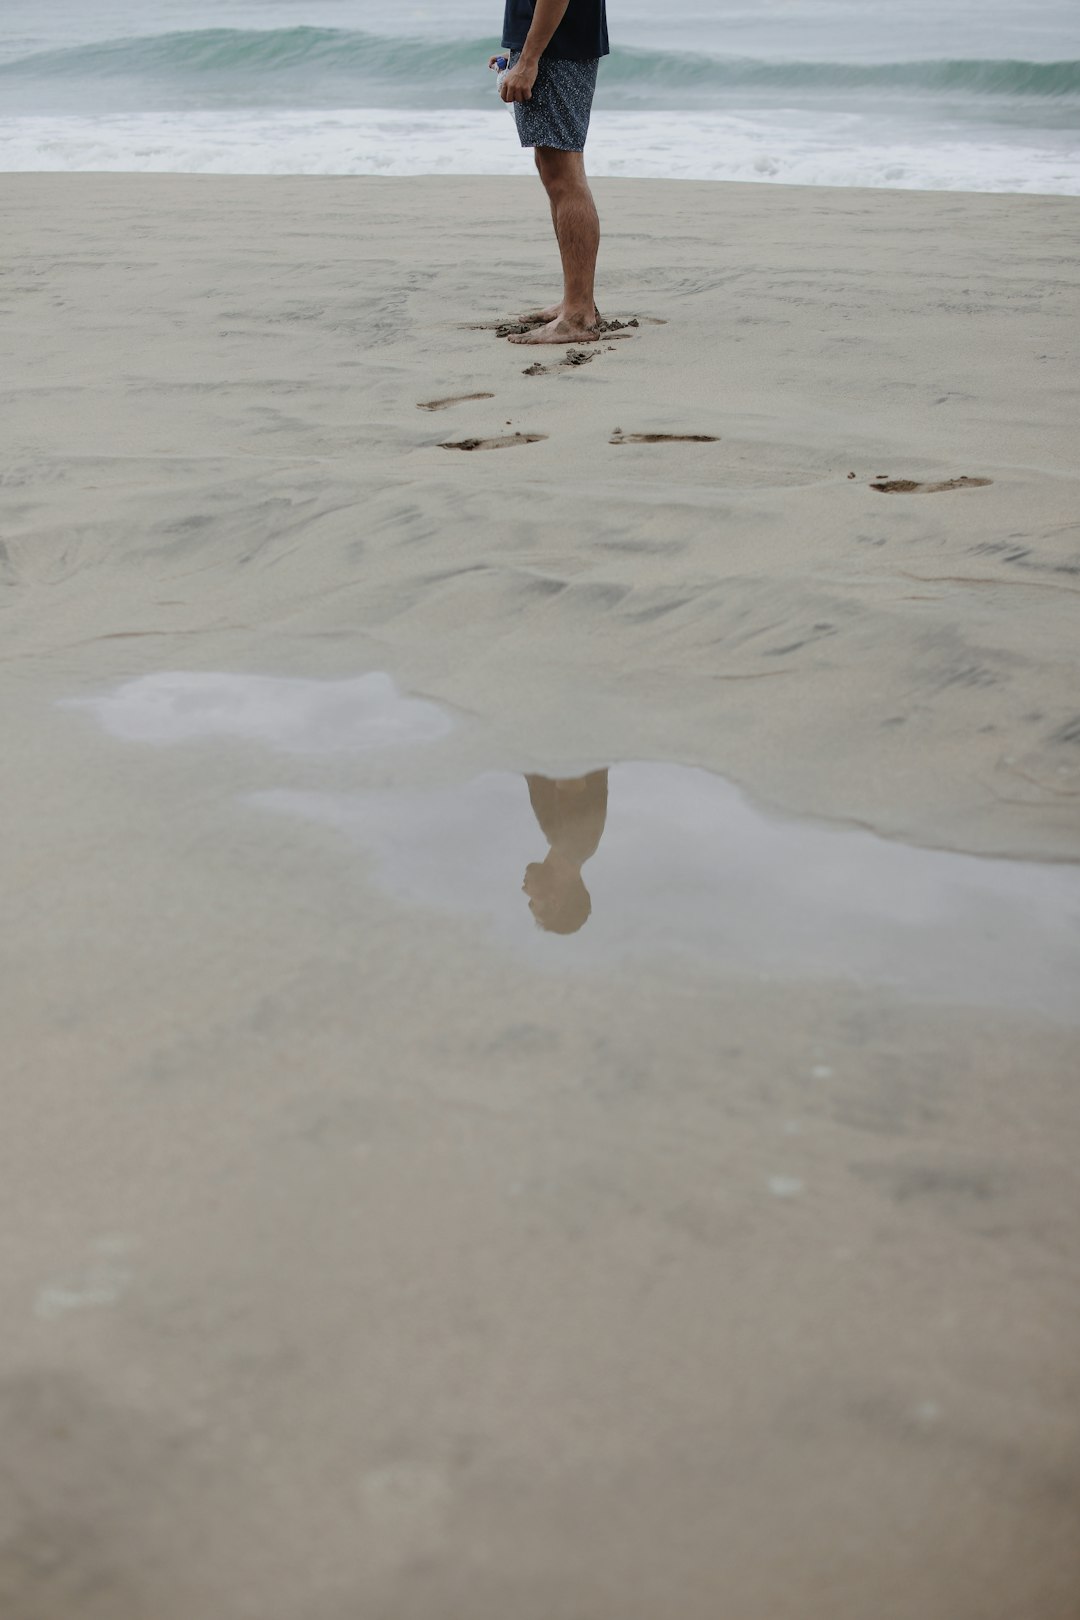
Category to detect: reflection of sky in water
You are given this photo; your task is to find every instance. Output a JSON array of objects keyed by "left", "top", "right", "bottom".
[
  {"left": 63, "top": 671, "right": 1080, "bottom": 1020},
  {"left": 60, "top": 670, "right": 453, "bottom": 753}
]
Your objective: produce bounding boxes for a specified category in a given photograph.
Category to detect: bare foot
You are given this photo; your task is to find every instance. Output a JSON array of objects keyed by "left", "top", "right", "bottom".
[
  {"left": 517, "top": 304, "right": 563, "bottom": 325},
  {"left": 509, "top": 315, "right": 602, "bottom": 346},
  {"left": 516, "top": 304, "right": 601, "bottom": 327}
]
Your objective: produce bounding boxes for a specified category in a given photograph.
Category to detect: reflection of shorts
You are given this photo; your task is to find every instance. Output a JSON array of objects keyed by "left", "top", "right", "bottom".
[{"left": 508, "top": 52, "right": 600, "bottom": 152}]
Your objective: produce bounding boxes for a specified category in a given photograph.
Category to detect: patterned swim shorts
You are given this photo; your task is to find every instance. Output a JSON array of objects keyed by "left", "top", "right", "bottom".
[{"left": 508, "top": 52, "right": 600, "bottom": 153}]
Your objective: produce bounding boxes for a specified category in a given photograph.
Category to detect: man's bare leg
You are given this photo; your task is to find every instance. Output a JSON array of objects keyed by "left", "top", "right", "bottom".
[
  {"left": 509, "top": 148, "right": 601, "bottom": 345},
  {"left": 517, "top": 158, "right": 567, "bottom": 323}
]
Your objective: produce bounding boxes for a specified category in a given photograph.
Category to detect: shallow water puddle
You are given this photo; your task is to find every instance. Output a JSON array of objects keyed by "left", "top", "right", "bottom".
[
  {"left": 64, "top": 672, "right": 1080, "bottom": 1019},
  {"left": 253, "top": 766, "right": 1080, "bottom": 1019},
  {"left": 60, "top": 670, "right": 453, "bottom": 753}
]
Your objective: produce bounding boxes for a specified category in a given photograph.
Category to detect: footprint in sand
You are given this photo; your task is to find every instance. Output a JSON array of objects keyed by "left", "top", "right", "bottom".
[
  {"left": 439, "top": 433, "right": 547, "bottom": 452},
  {"left": 871, "top": 476, "right": 993, "bottom": 493},
  {"left": 418, "top": 393, "right": 495, "bottom": 411},
  {"left": 610, "top": 430, "right": 719, "bottom": 445},
  {"left": 523, "top": 349, "right": 597, "bottom": 377}
]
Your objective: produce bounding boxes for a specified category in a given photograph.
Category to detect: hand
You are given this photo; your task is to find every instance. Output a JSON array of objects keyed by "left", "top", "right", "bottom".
[
  {"left": 499, "top": 59, "right": 537, "bottom": 102},
  {"left": 487, "top": 55, "right": 504, "bottom": 69}
]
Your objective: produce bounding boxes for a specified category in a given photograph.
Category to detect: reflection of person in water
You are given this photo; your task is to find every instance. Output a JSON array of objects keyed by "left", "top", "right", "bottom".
[{"left": 523, "top": 770, "right": 609, "bottom": 934}]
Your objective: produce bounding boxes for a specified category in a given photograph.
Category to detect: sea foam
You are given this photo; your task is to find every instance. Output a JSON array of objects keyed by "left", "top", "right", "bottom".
[{"left": 3, "top": 108, "right": 1077, "bottom": 194}]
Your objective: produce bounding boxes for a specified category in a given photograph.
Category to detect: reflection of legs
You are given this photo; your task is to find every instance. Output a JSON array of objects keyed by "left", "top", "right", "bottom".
[
  {"left": 522, "top": 771, "right": 607, "bottom": 933},
  {"left": 511, "top": 148, "right": 601, "bottom": 344}
]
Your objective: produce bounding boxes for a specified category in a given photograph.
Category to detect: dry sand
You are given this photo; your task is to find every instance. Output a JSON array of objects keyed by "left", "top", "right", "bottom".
[{"left": 2, "top": 173, "right": 1079, "bottom": 1619}]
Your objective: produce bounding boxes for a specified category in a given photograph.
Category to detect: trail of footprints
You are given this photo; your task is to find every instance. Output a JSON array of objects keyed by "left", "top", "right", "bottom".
[
  {"left": 430, "top": 316, "right": 720, "bottom": 451},
  {"left": 421, "top": 317, "right": 993, "bottom": 487}
]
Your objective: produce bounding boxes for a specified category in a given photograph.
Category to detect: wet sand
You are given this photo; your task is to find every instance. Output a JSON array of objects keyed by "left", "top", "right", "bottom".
[{"left": 2, "top": 174, "right": 1080, "bottom": 1619}]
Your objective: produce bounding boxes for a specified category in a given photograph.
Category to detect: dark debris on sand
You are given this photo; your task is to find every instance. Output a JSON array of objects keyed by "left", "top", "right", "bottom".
[
  {"left": 439, "top": 432, "right": 547, "bottom": 452},
  {"left": 871, "top": 476, "right": 993, "bottom": 493},
  {"left": 496, "top": 316, "right": 641, "bottom": 339},
  {"left": 610, "top": 430, "right": 719, "bottom": 445},
  {"left": 522, "top": 349, "right": 598, "bottom": 377}
]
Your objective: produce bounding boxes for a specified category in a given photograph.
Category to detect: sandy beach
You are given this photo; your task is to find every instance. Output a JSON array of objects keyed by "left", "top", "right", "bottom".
[{"left": 2, "top": 173, "right": 1080, "bottom": 1618}]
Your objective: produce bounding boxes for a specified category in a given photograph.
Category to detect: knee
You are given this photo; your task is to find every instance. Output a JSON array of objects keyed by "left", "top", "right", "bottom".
[
  {"left": 538, "top": 164, "right": 576, "bottom": 203},
  {"left": 541, "top": 177, "right": 570, "bottom": 207},
  {"left": 536, "top": 157, "right": 559, "bottom": 193}
]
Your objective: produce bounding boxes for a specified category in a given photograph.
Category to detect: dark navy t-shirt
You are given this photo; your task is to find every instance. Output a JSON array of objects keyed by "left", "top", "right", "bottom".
[{"left": 502, "top": 0, "right": 609, "bottom": 61}]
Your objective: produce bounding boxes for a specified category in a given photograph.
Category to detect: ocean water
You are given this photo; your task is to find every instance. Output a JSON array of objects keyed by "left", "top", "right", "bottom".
[{"left": 1, "top": 0, "right": 1077, "bottom": 191}]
